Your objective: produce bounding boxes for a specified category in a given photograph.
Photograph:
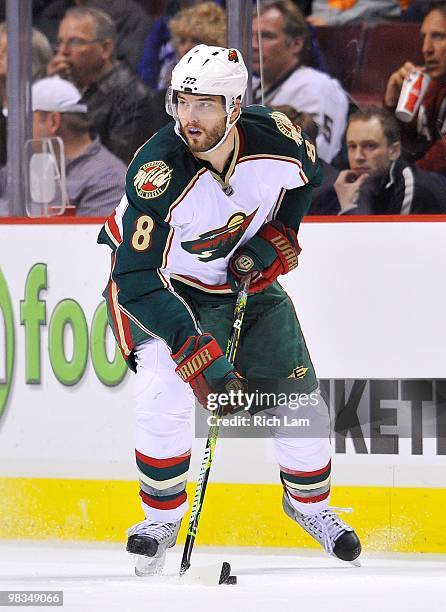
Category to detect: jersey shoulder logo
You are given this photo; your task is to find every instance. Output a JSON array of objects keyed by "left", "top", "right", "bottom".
[
  {"left": 270, "top": 111, "right": 303, "bottom": 146},
  {"left": 133, "top": 160, "right": 172, "bottom": 199},
  {"left": 182, "top": 209, "right": 258, "bottom": 261}
]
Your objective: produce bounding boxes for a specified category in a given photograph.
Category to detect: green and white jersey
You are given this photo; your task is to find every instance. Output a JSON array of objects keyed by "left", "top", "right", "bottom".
[{"left": 98, "top": 105, "right": 321, "bottom": 356}]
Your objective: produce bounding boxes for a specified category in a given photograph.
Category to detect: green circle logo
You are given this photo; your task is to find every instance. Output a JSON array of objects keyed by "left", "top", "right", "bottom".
[{"left": 0, "top": 267, "right": 14, "bottom": 423}]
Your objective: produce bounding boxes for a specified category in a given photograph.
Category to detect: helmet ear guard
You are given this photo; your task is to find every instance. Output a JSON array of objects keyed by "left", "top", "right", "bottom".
[{"left": 165, "top": 87, "right": 177, "bottom": 119}]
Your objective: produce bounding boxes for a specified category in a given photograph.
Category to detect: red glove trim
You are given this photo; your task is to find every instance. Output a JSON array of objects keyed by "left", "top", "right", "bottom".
[
  {"left": 258, "top": 223, "right": 300, "bottom": 273},
  {"left": 174, "top": 336, "right": 223, "bottom": 383}
]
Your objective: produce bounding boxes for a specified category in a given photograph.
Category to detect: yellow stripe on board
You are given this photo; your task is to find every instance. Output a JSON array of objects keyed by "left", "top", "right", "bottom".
[{"left": 0, "top": 478, "right": 445, "bottom": 553}]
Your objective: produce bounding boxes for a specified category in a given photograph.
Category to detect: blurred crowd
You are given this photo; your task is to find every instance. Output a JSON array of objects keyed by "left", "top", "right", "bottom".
[{"left": 0, "top": 0, "right": 445, "bottom": 217}]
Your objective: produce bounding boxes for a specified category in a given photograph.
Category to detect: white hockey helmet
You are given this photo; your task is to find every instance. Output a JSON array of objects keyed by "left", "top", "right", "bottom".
[{"left": 166, "top": 44, "right": 248, "bottom": 152}]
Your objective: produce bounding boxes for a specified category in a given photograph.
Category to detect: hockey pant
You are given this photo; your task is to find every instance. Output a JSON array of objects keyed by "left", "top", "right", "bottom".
[{"left": 133, "top": 344, "right": 331, "bottom": 523}]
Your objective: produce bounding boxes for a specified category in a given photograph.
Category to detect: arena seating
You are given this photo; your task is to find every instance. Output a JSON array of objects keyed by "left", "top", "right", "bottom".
[{"left": 316, "top": 22, "right": 424, "bottom": 107}]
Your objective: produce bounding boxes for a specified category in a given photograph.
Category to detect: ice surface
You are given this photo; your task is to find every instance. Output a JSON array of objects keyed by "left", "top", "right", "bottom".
[{"left": 0, "top": 541, "right": 445, "bottom": 612}]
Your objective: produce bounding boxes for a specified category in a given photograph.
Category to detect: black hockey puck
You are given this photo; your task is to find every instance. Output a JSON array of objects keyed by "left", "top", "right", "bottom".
[{"left": 226, "top": 575, "right": 237, "bottom": 585}]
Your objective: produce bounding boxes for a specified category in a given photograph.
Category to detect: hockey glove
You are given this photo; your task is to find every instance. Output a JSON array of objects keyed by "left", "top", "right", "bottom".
[
  {"left": 172, "top": 333, "right": 247, "bottom": 413},
  {"left": 228, "top": 220, "right": 301, "bottom": 293}
]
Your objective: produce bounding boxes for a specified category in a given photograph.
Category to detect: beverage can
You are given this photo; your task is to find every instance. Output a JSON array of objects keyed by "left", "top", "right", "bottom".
[{"left": 395, "top": 70, "right": 431, "bottom": 122}]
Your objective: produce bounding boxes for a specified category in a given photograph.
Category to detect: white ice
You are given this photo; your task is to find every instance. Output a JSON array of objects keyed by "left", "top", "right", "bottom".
[{"left": 0, "top": 541, "right": 445, "bottom": 612}]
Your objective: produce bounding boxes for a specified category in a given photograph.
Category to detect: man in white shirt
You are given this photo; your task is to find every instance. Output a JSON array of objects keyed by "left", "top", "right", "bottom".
[{"left": 253, "top": 0, "right": 349, "bottom": 162}]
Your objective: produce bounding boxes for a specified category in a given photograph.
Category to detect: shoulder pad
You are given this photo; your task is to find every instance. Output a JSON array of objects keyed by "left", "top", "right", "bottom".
[{"left": 240, "top": 106, "right": 318, "bottom": 176}]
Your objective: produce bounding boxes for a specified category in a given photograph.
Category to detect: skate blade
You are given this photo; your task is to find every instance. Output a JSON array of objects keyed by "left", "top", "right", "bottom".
[
  {"left": 133, "top": 553, "right": 166, "bottom": 576},
  {"left": 179, "top": 563, "right": 224, "bottom": 586},
  {"left": 330, "top": 554, "right": 362, "bottom": 568}
]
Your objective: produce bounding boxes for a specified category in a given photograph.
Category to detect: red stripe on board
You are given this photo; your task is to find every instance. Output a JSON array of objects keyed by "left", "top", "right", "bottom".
[
  {"left": 2, "top": 215, "right": 446, "bottom": 226},
  {"left": 287, "top": 489, "right": 330, "bottom": 504},
  {"left": 303, "top": 214, "right": 446, "bottom": 223},
  {"left": 280, "top": 459, "right": 331, "bottom": 478},
  {"left": 140, "top": 490, "right": 187, "bottom": 510},
  {"left": 135, "top": 449, "right": 191, "bottom": 468},
  {"left": 0, "top": 217, "right": 107, "bottom": 224}
]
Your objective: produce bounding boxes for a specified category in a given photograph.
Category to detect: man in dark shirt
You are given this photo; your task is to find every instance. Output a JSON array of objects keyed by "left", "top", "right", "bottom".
[
  {"left": 327, "top": 107, "right": 446, "bottom": 215},
  {"left": 384, "top": 1, "right": 446, "bottom": 176},
  {"left": 47, "top": 6, "right": 155, "bottom": 164}
]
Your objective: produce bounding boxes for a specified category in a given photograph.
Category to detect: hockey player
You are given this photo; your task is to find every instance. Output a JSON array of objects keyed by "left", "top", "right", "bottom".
[{"left": 98, "top": 44, "right": 361, "bottom": 575}]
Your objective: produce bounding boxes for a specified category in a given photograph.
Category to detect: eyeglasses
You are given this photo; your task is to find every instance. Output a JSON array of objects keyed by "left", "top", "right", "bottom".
[{"left": 55, "top": 37, "right": 103, "bottom": 51}]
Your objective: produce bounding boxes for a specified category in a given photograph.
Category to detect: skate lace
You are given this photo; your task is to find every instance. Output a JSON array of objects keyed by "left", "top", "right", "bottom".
[
  {"left": 127, "top": 520, "right": 177, "bottom": 544},
  {"left": 301, "top": 506, "right": 353, "bottom": 555}
]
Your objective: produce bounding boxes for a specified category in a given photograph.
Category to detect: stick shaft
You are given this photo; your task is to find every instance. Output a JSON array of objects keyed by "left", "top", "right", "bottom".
[{"left": 180, "top": 277, "right": 250, "bottom": 575}]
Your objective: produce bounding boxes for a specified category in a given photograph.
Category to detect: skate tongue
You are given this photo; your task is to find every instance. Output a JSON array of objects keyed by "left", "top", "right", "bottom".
[{"left": 179, "top": 562, "right": 225, "bottom": 586}]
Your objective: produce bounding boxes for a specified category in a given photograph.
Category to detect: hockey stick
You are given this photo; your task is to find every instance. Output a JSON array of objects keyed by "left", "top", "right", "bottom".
[{"left": 179, "top": 275, "right": 250, "bottom": 582}]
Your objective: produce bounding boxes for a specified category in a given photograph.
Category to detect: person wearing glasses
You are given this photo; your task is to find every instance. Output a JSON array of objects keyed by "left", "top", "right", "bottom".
[{"left": 47, "top": 7, "right": 156, "bottom": 164}]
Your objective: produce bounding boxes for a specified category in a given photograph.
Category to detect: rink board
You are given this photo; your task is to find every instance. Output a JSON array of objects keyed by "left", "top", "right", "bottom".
[
  {"left": 1, "top": 218, "right": 446, "bottom": 552},
  {"left": 0, "top": 477, "right": 446, "bottom": 553}
]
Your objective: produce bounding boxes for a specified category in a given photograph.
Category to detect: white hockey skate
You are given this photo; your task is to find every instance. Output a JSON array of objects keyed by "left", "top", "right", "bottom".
[
  {"left": 126, "top": 519, "right": 181, "bottom": 576},
  {"left": 283, "top": 493, "right": 361, "bottom": 564}
]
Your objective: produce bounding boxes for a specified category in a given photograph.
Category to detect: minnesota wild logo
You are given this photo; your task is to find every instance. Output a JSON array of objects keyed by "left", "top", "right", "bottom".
[
  {"left": 271, "top": 111, "right": 303, "bottom": 146},
  {"left": 182, "top": 209, "right": 258, "bottom": 261},
  {"left": 0, "top": 268, "right": 14, "bottom": 425},
  {"left": 228, "top": 49, "right": 239, "bottom": 63}
]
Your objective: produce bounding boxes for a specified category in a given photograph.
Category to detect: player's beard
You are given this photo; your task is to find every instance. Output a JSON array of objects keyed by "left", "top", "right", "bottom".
[{"left": 183, "top": 116, "right": 227, "bottom": 152}]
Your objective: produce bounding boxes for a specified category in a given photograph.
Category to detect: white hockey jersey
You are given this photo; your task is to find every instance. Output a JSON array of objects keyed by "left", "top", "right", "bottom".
[
  {"left": 253, "top": 66, "right": 349, "bottom": 163},
  {"left": 98, "top": 106, "right": 321, "bottom": 355}
]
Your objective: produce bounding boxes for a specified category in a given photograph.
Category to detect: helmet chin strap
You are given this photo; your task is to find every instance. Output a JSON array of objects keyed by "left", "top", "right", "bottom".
[{"left": 174, "top": 108, "right": 241, "bottom": 154}]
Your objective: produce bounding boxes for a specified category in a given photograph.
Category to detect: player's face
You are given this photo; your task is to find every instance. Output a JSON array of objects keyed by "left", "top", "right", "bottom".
[
  {"left": 252, "top": 8, "right": 303, "bottom": 80},
  {"left": 421, "top": 10, "right": 446, "bottom": 79},
  {"left": 347, "top": 118, "right": 400, "bottom": 176},
  {"left": 177, "top": 93, "right": 228, "bottom": 152}
]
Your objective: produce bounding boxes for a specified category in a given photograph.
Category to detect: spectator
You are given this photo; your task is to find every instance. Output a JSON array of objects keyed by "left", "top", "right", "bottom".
[
  {"left": 47, "top": 6, "right": 155, "bottom": 164},
  {"left": 138, "top": 2, "right": 226, "bottom": 92},
  {"left": 0, "top": 75, "right": 125, "bottom": 217},
  {"left": 253, "top": 0, "right": 349, "bottom": 162},
  {"left": 33, "top": 76, "right": 125, "bottom": 216},
  {"left": 136, "top": 14, "right": 173, "bottom": 91},
  {"left": 36, "top": 0, "right": 154, "bottom": 72},
  {"left": 330, "top": 107, "right": 446, "bottom": 215},
  {"left": 292, "top": 0, "right": 313, "bottom": 16},
  {"left": 384, "top": 1, "right": 446, "bottom": 176},
  {"left": 401, "top": 0, "right": 431, "bottom": 21},
  {"left": 0, "top": 23, "right": 53, "bottom": 167},
  {"left": 169, "top": 2, "right": 226, "bottom": 66},
  {"left": 307, "top": 0, "right": 401, "bottom": 26},
  {"left": 147, "top": 2, "right": 227, "bottom": 132}
]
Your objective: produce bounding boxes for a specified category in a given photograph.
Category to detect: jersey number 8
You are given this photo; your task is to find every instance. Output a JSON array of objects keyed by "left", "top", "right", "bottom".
[
  {"left": 305, "top": 140, "right": 316, "bottom": 164},
  {"left": 131, "top": 215, "right": 154, "bottom": 251}
]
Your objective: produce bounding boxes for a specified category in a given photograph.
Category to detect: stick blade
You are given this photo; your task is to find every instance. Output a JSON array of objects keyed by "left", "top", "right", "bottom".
[{"left": 179, "top": 562, "right": 231, "bottom": 586}]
